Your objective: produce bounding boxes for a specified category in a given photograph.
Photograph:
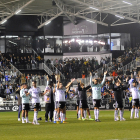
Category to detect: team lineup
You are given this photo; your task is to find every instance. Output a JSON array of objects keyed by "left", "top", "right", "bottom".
[{"left": 19, "top": 72, "right": 140, "bottom": 125}]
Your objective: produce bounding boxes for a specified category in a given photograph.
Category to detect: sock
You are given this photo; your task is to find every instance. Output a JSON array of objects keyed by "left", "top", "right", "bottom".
[
  {"left": 97, "top": 109, "right": 99, "bottom": 120},
  {"left": 36, "top": 111, "right": 38, "bottom": 123},
  {"left": 94, "top": 109, "right": 97, "bottom": 120},
  {"left": 84, "top": 110, "right": 87, "bottom": 118},
  {"left": 131, "top": 108, "right": 134, "bottom": 118},
  {"left": 117, "top": 109, "right": 119, "bottom": 118},
  {"left": 82, "top": 117, "right": 84, "bottom": 119},
  {"left": 89, "top": 115, "right": 91, "bottom": 119},
  {"left": 26, "top": 117, "right": 28, "bottom": 122},
  {"left": 60, "top": 112, "right": 63, "bottom": 122},
  {"left": 137, "top": 109, "right": 139, "bottom": 118},
  {"left": 48, "top": 112, "right": 50, "bottom": 119},
  {"left": 122, "top": 108, "right": 124, "bottom": 118},
  {"left": 60, "top": 111, "right": 62, "bottom": 119},
  {"left": 34, "top": 111, "right": 37, "bottom": 123},
  {"left": 120, "top": 110, "right": 123, "bottom": 120},
  {"left": 78, "top": 110, "right": 81, "bottom": 119},
  {"left": 135, "top": 109, "right": 137, "bottom": 118},
  {"left": 54, "top": 110, "right": 56, "bottom": 121},
  {"left": 63, "top": 113, "right": 65, "bottom": 122},
  {"left": 114, "top": 110, "right": 118, "bottom": 120},
  {"left": 22, "top": 117, "right": 24, "bottom": 122},
  {"left": 56, "top": 112, "right": 59, "bottom": 121}
]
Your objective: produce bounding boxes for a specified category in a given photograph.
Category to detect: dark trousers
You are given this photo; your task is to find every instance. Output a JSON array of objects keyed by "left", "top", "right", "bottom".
[
  {"left": 18, "top": 105, "right": 22, "bottom": 118},
  {"left": 129, "top": 102, "right": 132, "bottom": 111},
  {"left": 45, "top": 103, "right": 54, "bottom": 121}
]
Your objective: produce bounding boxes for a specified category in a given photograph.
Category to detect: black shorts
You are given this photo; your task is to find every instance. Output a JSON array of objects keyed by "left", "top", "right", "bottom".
[
  {"left": 33, "top": 103, "right": 40, "bottom": 109},
  {"left": 93, "top": 99, "right": 101, "bottom": 108},
  {"left": 58, "top": 101, "right": 66, "bottom": 109},
  {"left": 115, "top": 100, "right": 123, "bottom": 108},
  {"left": 80, "top": 100, "right": 89, "bottom": 109},
  {"left": 22, "top": 103, "right": 30, "bottom": 110},
  {"left": 132, "top": 99, "right": 139, "bottom": 106},
  {"left": 76, "top": 100, "right": 80, "bottom": 107}
]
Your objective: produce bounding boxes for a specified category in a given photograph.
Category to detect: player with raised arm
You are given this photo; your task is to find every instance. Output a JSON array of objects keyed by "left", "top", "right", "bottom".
[
  {"left": 54, "top": 78, "right": 75, "bottom": 124},
  {"left": 129, "top": 80, "right": 139, "bottom": 119},
  {"left": 77, "top": 80, "right": 94, "bottom": 121},
  {"left": 20, "top": 83, "right": 31, "bottom": 123},
  {"left": 75, "top": 86, "right": 80, "bottom": 119},
  {"left": 90, "top": 71, "right": 107, "bottom": 122},
  {"left": 137, "top": 86, "right": 140, "bottom": 118},
  {"left": 112, "top": 77, "right": 129, "bottom": 121},
  {"left": 43, "top": 75, "right": 55, "bottom": 122},
  {"left": 28, "top": 81, "right": 45, "bottom": 125}
]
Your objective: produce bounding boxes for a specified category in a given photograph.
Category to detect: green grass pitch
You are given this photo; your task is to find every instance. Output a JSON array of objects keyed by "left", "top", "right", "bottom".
[{"left": 0, "top": 111, "right": 140, "bottom": 140}]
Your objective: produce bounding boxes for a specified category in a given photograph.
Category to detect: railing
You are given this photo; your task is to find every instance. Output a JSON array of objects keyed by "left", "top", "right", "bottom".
[
  {"left": 48, "top": 63, "right": 65, "bottom": 79},
  {"left": 32, "top": 48, "right": 65, "bottom": 79},
  {"left": 136, "top": 57, "right": 140, "bottom": 67},
  {"left": 9, "top": 63, "right": 23, "bottom": 84},
  {"left": 32, "top": 48, "right": 53, "bottom": 75},
  {"left": 32, "top": 48, "right": 39, "bottom": 56},
  {"left": 42, "top": 63, "right": 53, "bottom": 76},
  {"left": 92, "top": 59, "right": 112, "bottom": 77},
  {"left": 93, "top": 61, "right": 112, "bottom": 77},
  {"left": 121, "top": 59, "right": 137, "bottom": 74},
  {"left": 10, "top": 63, "right": 22, "bottom": 75}
]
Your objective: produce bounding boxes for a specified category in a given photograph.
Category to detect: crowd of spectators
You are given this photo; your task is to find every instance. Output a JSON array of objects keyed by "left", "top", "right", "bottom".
[
  {"left": 0, "top": 52, "right": 44, "bottom": 70},
  {"left": 105, "top": 47, "right": 138, "bottom": 77},
  {"left": 45, "top": 56, "right": 111, "bottom": 81}
]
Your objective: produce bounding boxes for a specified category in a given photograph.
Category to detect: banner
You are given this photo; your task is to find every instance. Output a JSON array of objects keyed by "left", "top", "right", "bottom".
[
  {"left": 0, "top": 104, "right": 41, "bottom": 112},
  {"left": 64, "top": 20, "right": 97, "bottom": 35},
  {"left": 0, "top": 105, "right": 19, "bottom": 112}
]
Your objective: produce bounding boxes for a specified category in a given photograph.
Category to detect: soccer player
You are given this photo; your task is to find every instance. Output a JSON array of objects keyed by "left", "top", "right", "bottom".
[
  {"left": 90, "top": 71, "right": 107, "bottom": 122},
  {"left": 75, "top": 87, "right": 80, "bottom": 119},
  {"left": 129, "top": 80, "right": 139, "bottom": 119},
  {"left": 44, "top": 81, "right": 54, "bottom": 122},
  {"left": 28, "top": 81, "right": 44, "bottom": 125},
  {"left": 137, "top": 86, "right": 140, "bottom": 118},
  {"left": 78, "top": 80, "right": 94, "bottom": 121},
  {"left": 113, "top": 78, "right": 129, "bottom": 121},
  {"left": 20, "top": 83, "right": 31, "bottom": 123},
  {"left": 54, "top": 78, "right": 75, "bottom": 124},
  {"left": 129, "top": 74, "right": 134, "bottom": 85},
  {"left": 16, "top": 84, "right": 24, "bottom": 121}
]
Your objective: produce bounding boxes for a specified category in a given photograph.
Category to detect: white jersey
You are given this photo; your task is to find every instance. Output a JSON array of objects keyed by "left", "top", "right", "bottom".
[
  {"left": 28, "top": 87, "right": 41, "bottom": 103},
  {"left": 55, "top": 88, "right": 66, "bottom": 102},
  {"left": 129, "top": 79, "right": 139, "bottom": 99},
  {"left": 130, "top": 87, "right": 139, "bottom": 99},
  {"left": 129, "top": 78, "right": 134, "bottom": 85},
  {"left": 138, "top": 90, "right": 140, "bottom": 100}
]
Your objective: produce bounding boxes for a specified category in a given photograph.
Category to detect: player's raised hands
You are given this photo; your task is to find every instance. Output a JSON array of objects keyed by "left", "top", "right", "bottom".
[
  {"left": 104, "top": 71, "right": 107, "bottom": 75},
  {"left": 71, "top": 78, "right": 75, "bottom": 82},
  {"left": 126, "top": 77, "right": 129, "bottom": 82},
  {"left": 47, "top": 75, "right": 49, "bottom": 81},
  {"left": 90, "top": 72, "right": 92, "bottom": 76},
  {"left": 113, "top": 77, "right": 115, "bottom": 81}
]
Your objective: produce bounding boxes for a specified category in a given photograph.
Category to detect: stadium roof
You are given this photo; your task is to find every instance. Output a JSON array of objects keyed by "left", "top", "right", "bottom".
[{"left": 0, "top": 0, "right": 140, "bottom": 28}]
